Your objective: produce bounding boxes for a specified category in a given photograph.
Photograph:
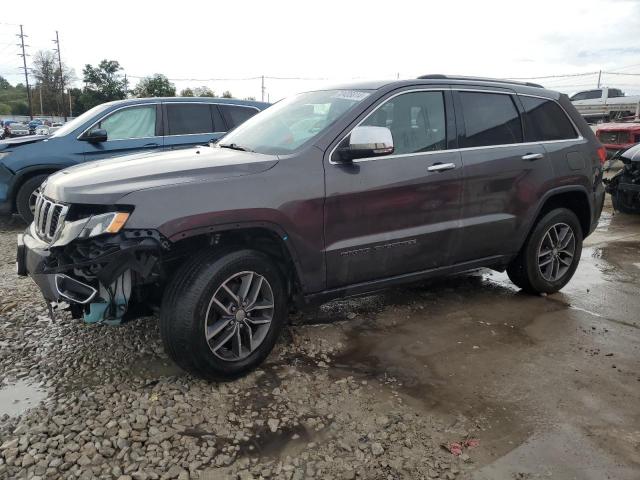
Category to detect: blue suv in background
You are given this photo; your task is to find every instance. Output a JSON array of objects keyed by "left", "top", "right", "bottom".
[{"left": 0, "top": 97, "right": 269, "bottom": 222}]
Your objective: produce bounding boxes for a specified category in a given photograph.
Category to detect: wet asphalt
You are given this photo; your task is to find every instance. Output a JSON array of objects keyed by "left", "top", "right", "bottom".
[{"left": 320, "top": 200, "right": 640, "bottom": 478}]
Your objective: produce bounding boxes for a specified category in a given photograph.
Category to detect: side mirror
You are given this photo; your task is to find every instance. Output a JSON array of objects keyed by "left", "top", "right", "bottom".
[
  {"left": 336, "top": 126, "right": 394, "bottom": 162},
  {"left": 82, "top": 129, "right": 108, "bottom": 143}
]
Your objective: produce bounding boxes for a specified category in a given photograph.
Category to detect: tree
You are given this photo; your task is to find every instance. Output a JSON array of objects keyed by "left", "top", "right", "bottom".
[
  {"left": 221, "top": 90, "right": 233, "bottom": 98},
  {"left": 133, "top": 74, "right": 176, "bottom": 98},
  {"left": 76, "top": 60, "right": 128, "bottom": 114},
  {"left": 0, "top": 76, "right": 10, "bottom": 90},
  {"left": 193, "top": 86, "right": 215, "bottom": 97},
  {"left": 180, "top": 87, "right": 194, "bottom": 97},
  {"left": 31, "top": 50, "right": 75, "bottom": 116},
  {"left": 0, "top": 103, "right": 10, "bottom": 115}
]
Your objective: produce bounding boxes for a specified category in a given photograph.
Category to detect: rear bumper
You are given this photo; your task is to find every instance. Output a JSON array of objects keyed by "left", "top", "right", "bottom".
[{"left": 590, "top": 182, "right": 606, "bottom": 236}]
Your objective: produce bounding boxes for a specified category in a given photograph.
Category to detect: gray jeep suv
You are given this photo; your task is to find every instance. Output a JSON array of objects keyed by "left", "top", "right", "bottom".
[{"left": 17, "top": 75, "right": 606, "bottom": 379}]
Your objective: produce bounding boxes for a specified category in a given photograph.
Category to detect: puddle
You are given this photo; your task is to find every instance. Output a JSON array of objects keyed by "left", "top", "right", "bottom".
[{"left": 0, "top": 379, "right": 47, "bottom": 417}]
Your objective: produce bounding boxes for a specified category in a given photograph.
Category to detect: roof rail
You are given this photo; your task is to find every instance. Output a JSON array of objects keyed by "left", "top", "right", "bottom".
[{"left": 417, "top": 74, "right": 544, "bottom": 89}]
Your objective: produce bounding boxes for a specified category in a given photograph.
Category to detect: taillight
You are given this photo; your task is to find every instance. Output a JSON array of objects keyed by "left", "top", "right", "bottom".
[{"left": 597, "top": 146, "right": 606, "bottom": 165}]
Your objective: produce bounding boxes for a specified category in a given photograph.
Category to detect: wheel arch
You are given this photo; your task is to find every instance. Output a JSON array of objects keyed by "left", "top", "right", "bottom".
[
  {"left": 167, "top": 222, "right": 306, "bottom": 303},
  {"left": 9, "top": 165, "right": 65, "bottom": 211},
  {"left": 527, "top": 187, "right": 593, "bottom": 243}
]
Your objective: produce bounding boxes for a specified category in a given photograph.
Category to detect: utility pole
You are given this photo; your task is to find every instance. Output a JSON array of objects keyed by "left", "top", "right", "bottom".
[
  {"left": 39, "top": 86, "right": 43, "bottom": 115},
  {"left": 69, "top": 91, "right": 73, "bottom": 118},
  {"left": 17, "top": 25, "right": 33, "bottom": 120},
  {"left": 597, "top": 70, "right": 602, "bottom": 88},
  {"left": 53, "top": 30, "right": 66, "bottom": 121},
  {"left": 261, "top": 75, "right": 265, "bottom": 102}
]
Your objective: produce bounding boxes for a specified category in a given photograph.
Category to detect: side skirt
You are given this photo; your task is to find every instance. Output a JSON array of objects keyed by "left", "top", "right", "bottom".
[{"left": 301, "top": 255, "right": 511, "bottom": 308}]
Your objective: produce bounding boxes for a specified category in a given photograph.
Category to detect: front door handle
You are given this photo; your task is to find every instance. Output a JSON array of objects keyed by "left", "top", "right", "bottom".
[
  {"left": 427, "top": 162, "right": 456, "bottom": 172},
  {"left": 522, "top": 153, "right": 544, "bottom": 161}
]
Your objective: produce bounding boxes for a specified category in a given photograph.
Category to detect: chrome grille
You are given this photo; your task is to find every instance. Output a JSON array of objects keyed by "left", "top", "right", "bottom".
[{"left": 33, "top": 193, "right": 68, "bottom": 242}]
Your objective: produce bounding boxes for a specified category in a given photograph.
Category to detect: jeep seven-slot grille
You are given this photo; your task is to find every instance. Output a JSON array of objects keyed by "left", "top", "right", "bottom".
[{"left": 33, "top": 193, "right": 68, "bottom": 242}]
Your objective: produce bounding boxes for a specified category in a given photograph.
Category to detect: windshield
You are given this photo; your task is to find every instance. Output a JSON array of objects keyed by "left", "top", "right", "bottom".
[
  {"left": 218, "top": 89, "right": 372, "bottom": 155},
  {"left": 51, "top": 103, "right": 111, "bottom": 138}
]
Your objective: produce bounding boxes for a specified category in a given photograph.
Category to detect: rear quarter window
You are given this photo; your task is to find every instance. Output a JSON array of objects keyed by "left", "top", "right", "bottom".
[
  {"left": 459, "top": 92, "right": 523, "bottom": 148},
  {"left": 219, "top": 105, "right": 259, "bottom": 128},
  {"left": 520, "top": 96, "right": 578, "bottom": 142}
]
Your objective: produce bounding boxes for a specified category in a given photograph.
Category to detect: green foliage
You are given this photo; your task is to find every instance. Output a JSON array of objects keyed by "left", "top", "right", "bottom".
[
  {"left": 222, "top": 90, "right": 233, "bottom": 98},
  {"left": 0, "top": 103, "right": 11, "bottom": 115},
  {"left": 31, "top": 50, "right": 75, "bottom": 116},
  {"left": 77, "top": 60, "right": 128, "bottom": 113},
  {"left": 0, "top": 76, "right": 29, "bottom": 115},
  {"left": 133, "top": 74, "right": 176, "bottom": 98},
  {"left": 180, "top": 88, "right": 194, "bottom": 97},
  {"left": 193, "top": 86, "right": 215, "bottom": 97}
]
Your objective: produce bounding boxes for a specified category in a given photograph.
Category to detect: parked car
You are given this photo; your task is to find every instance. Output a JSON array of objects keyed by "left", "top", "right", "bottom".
[
  {"left": 17, "top": 75, "right": 605, "bottom": 380},
  {"left": 28, "top": 119, "right": 46, "bottom": 135},
  {"left": 595, "top": 122, "right": 640, "bottom": 158},
  {"left": 48, "top": 122, "right": 64, "bottom": 135},
  {"left": 571, "top": 87, "right": 640, "bottom": 123},
  {"left": 8, "top": 123, "right": 30, "bottom": 137},
  {"left": 0, "top": 97, "right": 269, "bottom": 222},
  {"left": 35, "top": 125, "right": 50, "bottom": 136},
  {"left": 604, "top": 142, "right": 640, "bottom": 213}
]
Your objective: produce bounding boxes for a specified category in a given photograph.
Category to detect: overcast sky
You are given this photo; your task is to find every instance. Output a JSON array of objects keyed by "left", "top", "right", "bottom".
[{"left": 1, "top": 0, "right": 639, "bottom": 101}]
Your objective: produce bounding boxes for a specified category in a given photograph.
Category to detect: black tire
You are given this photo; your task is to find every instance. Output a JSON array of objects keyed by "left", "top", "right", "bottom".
[
  {"left": 160, "top": 249, "right": 287, "bottom": 380},
  {"left": 16, "top": 174, "right": 48, "bottom": 224},
  {"left": 507, "top": 208, "right": 583, "bottom": 294}
]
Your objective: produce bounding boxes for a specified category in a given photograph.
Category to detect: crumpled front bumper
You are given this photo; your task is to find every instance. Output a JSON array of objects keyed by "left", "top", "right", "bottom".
[
  {"left": 18, "top": 224, "right": 165, "bottom": 306},
  {"left": 17, "top": 230, "right": 59, "bottom": 301}
]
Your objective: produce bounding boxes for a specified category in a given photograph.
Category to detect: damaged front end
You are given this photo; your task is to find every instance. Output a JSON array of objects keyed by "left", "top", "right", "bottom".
[{"left": 17, "top": 194, "right": 169, "bottom": 324}]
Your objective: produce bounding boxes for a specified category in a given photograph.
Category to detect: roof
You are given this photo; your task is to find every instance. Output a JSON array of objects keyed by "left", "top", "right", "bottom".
[
  {"left": 321, "top": 75, "right": 559, "bottom": 98},
  {"left": 100, "top": 97, "right": 270, "bottom": 109},
  {"left": 595, "top": 122, "right": 640, "bottom": 131}
]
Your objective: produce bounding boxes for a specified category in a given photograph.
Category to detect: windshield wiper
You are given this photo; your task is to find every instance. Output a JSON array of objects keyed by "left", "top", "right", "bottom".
[{"left": 218, "top": 143, "right": 253, "bottom": 152}]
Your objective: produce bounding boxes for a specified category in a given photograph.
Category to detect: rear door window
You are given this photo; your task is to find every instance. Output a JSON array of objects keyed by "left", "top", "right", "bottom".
[
  {"left": 219, "top": 105, "right": 259, "bottom": 129},
  {"left": 166, "top": 103, "right": 214, "bottom": 135},
  {"left": 458, "top": 92, "right": 523, "bottom": 148},
  {"left": 361, "top": 91, "right": 446, "bottom": 155},
  {"left": 520, "top": 96, "right": 578, "bottom": 141}
]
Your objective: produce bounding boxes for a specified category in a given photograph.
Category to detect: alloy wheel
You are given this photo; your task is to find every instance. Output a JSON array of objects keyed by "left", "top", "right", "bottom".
[
  {"left": 204, "top": 271, "right": 275, "bottom": 361},
  {"left": 537, "top": 222, "right": 576, "bottom": 282}
]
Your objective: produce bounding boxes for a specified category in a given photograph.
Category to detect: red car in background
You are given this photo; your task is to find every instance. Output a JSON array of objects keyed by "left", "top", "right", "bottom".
[{"left": 596, "top": 123, "right": 640, "bottom": 158}]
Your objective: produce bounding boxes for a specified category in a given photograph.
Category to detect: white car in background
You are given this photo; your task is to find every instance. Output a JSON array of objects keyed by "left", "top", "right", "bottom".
[
  {"left": 35, "top": 125, "right": 50, "bottom": 135},
  {"left": 9, "top": 123, "right": 30, "bottom": 137},
  {"left": 48, "top": 122, "right": 64, "bottom": 134}
]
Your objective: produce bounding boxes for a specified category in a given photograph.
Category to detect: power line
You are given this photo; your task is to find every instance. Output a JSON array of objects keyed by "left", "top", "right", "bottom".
[
  {"left": 52, "top": 30, "right": 67, "bottom": 120},
  {"left": 506, "top": 71, "right": 599, "bottom": 80}
]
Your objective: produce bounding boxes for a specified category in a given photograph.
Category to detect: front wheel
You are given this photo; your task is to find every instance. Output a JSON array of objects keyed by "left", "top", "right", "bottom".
[
  {"left": 507, "top": 208, "right": 583, "bottom": 294},
  {"left": 160, "top": 249, "right": 287, "bottom": 380},
  {"left": 16, "top": 174, "right": 49, "bottom": 224}
]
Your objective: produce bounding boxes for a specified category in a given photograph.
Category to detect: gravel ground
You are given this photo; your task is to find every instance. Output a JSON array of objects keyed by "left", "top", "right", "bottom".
[
  {"left": 1, "top": 203, "right": 639, "bottom": 480},
  {"left": 0, "top": 217, "right": 471, "bottom": 480}
]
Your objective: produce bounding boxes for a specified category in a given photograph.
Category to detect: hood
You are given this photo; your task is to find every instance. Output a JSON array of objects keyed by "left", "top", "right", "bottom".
[
  {"left": 42, "top": 146, "right": 279, "bottom": 205},
  {"left": 620, "top": 143, "right": 640, "bottom": 162},
  {"left": 0, "top": 135, "right": 48, "bottom": 150}
]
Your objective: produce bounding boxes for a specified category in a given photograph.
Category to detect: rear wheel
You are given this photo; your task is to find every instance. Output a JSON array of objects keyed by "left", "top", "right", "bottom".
[
  {"left": 507, "top": 208, "right": 583, "bottom": 294},
  {"left": 16, "top": 174, "right": 48, "bottom": 224},
  {"left": 160, "top": 249, "right": 287, "bottom": 380}
]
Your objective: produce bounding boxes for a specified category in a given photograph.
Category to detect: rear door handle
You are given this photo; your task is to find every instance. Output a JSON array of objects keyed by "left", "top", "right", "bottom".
[
  {"left": 143, "top": 143, "right": 160, "bottom": 148},
  {"left": 427, "top": 162, "right": 456, "bottom": 172},
  {"left": 522, "top": 153, "right": 544, "bottom": 161}
]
